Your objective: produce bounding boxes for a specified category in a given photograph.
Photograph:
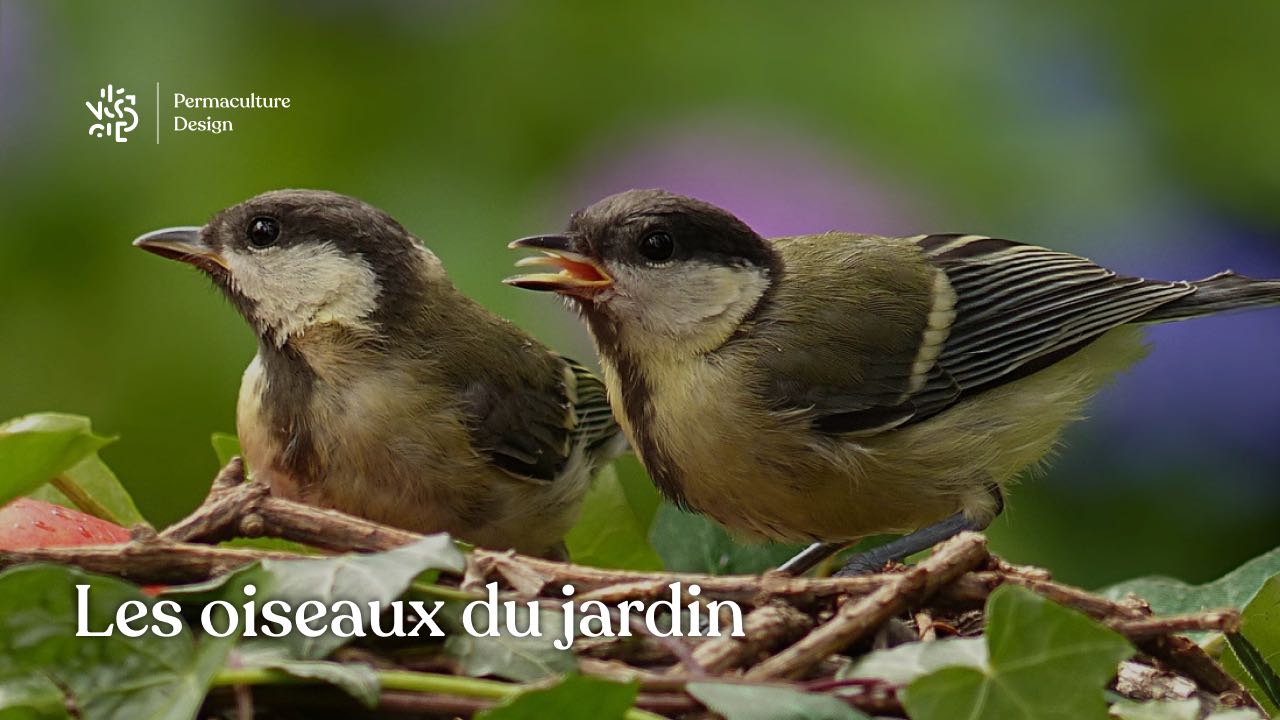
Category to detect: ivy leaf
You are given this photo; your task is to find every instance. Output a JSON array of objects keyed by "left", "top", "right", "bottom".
[
  {"left": 439, "top": 600, "right": 576, "bottom": 681},
  {"left": 162, "top": 534, "right": 464, "bottom": 661},
  {"left": 210, "top": 432, "right": 242, "bottom": 469},
  {"left": 0, "top": 564, "right": 231, "bottom": 720},
  {"left": 649, "top": 503, "right": 802, "bottom": 574},
  {"left": 476, "top": 675, "right": 637, "bottom": 720},
  {"left": 840, "top": 636, "right": 987, "bottom": 685},
  {"left": 1102, "top": 547, "right": 1280, "bottom": 633},
  {"left": 0, "top": 675, "right": 72, "bottom": 719},
  {"left": 0, "top": 414, "right": 114, "bottom": 508},
  {"left": 255, "top": 534, "right": 464, "bottom": 659},
  {"left": 687, "top": 682, "right": 870, "bottom": 720},
  {"left": 565, "top": 465, "right": 663, "bottom": 571},
  {"left": 232, "top": 644, "right": 379, "bottom": 708},
  {"left": 1221, "top": 574, "right": 1280, "bottom": 715},
  {"left": 903, "top": 585, "right": 1134, "bottom": 720}
]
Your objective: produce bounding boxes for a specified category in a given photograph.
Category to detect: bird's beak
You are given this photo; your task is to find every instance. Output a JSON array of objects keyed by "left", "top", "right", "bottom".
[
  {"left": 505, "top": 234, "right": 613, "bottom": 295},
  {"left": 132, "top": 226, "right": 229, "bottom": 274}
]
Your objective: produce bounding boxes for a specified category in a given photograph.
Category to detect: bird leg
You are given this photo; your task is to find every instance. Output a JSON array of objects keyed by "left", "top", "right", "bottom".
[
  {"left": 776, "top": 541, "right": 848, "bottom": 575},
  {"left": 777, "top": 485, "right": 1004, "bottom": 576},
  {"left": 833, "top": 511, "right": 982, "bottom": 576}
]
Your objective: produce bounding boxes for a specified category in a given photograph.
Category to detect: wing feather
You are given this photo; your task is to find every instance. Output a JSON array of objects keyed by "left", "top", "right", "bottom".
[{"left": 760, "top": 233, "right": 1195, "bottom": 435}]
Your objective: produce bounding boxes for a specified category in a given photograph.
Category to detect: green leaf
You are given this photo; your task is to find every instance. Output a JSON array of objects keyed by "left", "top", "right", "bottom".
[
  {"left": 440, "top": 600, "right": 577, "bottom": 682},
  {"left": 211, "top": 432, "right": 242, "bottom": 468},
  {"left": 1222, "top": 574, "right": 1280, "bottom": 715},
  {"left": 232, "top": 644, "right": 379, "bottom": 708},
  {"left": 649, "top": 503, "right": 802, "bottom": 574},
  {"left": 1102, "top": 547, "right": 1280, "bottom": 627},
  {"left": 687, "top": 682, "right": 870, "bottom": 720},
  {"left": 255, "top": 534, "right": 464, "bottom": 659},
  {"left": 0, "top": 675, "right": 72, "bottom": 720},
  {"left": 477, "top": 675, "right": 637, "bottom": 720},
  {"left": 903, "top": 585, "right": 1133, "bottom": 720},
  {"left": 162, "top": 534, "right": 464, "bottom": 661},
  {"left": 565, "top": 465, "right": 663, "bottom": 571},
  {"left": 0, "top": 564, "right": 232, "bottom": 720},
  {"left": 0, "top": 414, "right": 114, "bottom": 508},
  {"left": 840, "top": 636, "right": 987, "bottom": 685}
]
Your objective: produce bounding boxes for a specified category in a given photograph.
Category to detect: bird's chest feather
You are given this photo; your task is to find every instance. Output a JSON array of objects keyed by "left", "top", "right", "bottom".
[
  {"left": 237, "top": 352, "right": 477, "bottom": 509},
  {"left": 604, "top": 352, "right": 796, "bottom": 526}
]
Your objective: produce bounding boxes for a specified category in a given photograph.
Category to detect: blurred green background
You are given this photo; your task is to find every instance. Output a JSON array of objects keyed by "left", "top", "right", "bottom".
[{"left": 2, "top": 1, "right": 1278, "bottom": 588}]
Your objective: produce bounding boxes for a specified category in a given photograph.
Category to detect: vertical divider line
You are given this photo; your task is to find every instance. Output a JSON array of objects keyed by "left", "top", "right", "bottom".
[{"left": 155, "top": 82, "right": 160, "bottom": 144}]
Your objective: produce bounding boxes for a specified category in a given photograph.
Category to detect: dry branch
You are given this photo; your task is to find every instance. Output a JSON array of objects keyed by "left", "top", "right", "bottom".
[
  {"left": 744, "top": 532, "right": 989, "bottom": 680},
  {"left": 1, "top": 457, "right": 1262, "bottom": 716}
]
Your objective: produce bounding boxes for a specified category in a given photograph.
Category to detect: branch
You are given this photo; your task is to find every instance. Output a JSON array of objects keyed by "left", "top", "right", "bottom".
[
  {"left": 744, "top": 532, "right": 989, "bottom": 680},
  {"left": 0, "top": 537, "right": 295, "bottom": 584}
]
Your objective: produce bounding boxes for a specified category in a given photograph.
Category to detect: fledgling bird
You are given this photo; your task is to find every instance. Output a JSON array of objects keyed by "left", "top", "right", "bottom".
[
  {"left": 134, "top": 189, "right": 623, "bottom": 557},
  {"left": 507, "top": 189, "right": 1280, "bottom": 574}
]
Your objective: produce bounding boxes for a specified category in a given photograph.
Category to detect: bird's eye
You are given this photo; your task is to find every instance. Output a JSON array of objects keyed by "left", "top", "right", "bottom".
[
  {"left": 637, "top": 231, "right": 675, "bottom": 262},
  {"left": 247, "top": 217, "right": 280, "bottom": 249}
]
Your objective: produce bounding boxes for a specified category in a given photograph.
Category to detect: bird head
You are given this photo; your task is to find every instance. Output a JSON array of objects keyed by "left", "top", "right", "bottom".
[
  {"left": 134, "top": 189, "right": 441, "bottom": 348},
  {"left": 507, "top": 189, "right": 780, "bottom": 356}
]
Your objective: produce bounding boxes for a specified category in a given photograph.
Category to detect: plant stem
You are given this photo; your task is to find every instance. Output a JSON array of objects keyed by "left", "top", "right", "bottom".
[
  {"left": 210, "top": 668, "right": 668, "bottom": 720},
  {"left": 50, "top": 473, "right": 120, "bottom": 524},
  {"left": 409, "top": 580, "right": 483, "bottom": 602}
]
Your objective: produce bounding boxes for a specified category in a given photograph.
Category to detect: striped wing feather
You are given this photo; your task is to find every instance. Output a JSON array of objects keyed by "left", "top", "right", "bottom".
[{"left": 811, "top": 234, "right": 1194, "bottom": 434}]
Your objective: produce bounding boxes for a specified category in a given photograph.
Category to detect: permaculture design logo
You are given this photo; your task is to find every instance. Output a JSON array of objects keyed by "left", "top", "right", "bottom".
[{"left": 86, "top": 84, "right": 139, "bottom": 142}]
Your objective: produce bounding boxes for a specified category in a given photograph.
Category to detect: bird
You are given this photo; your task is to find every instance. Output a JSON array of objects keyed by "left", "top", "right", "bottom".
[
  {"left": 506, "top": 188, "right": 1280, "bottom": 574},
  {"left": 134, "top": 189, "right": 623, "bottom": 558}
]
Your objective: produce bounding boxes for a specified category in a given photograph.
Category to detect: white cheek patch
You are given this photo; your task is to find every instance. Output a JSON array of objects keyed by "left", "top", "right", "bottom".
[
  {"left": 225, "top": 243, "right": 381, "bottom": 345},
  {"left": 609, "top": 262, "right": 770, "bottom": 353}
]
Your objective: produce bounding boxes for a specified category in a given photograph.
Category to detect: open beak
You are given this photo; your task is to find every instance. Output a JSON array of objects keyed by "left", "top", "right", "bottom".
[
  {"left": 505, "top": 234, "right": 612, "bottom": 295},
  {"left": 132, "top": 226, "right": 228, "bottom": 274}
]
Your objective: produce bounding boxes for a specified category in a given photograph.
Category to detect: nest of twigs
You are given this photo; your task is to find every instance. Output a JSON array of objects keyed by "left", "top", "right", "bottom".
[{"left": 0, "top": 458, "right": 1260, "bottom": 718}]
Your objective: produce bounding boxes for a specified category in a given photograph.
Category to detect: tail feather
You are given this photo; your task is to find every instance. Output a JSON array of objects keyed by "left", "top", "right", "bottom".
[{"left": 1140, "top": 271, "right": 1280, "bottom": 323}]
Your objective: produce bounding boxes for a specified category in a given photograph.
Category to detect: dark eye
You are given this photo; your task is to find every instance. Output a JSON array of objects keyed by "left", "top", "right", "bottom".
[
  {"left": 637, "top": 231, "right": 674, "bottom": 262},
  {"left": 247, "top": 217, "right": 280, "bottom": 248}
]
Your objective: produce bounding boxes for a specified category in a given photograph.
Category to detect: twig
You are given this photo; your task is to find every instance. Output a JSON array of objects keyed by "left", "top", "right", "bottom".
[
  {"left": 745, "top": 532, "right": 989, "bottom": 680},
  {"left": 0, "top": 537, "right": 296, "bottom": 584},
  {"left": 915, "top": 611, "right": 936, "bottom": 642},
  {"left": 10, "top": 458, "right": 1254, "bottom": 714},
  {"left": 1136, "top": 635, "right": 1248, "bottom": 697},
  {"left": 1111, "top": 611, "right": 1240, "bottom": 640},
  {"left": 939, "top": 569, "right": 1253, "bottom": 702},
  {"left": 677, "top": 602, "right": 814, "bottom": 674}
]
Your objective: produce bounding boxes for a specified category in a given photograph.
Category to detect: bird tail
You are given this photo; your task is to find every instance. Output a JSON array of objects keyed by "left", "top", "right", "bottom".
[{"left": 1140, "top": 271, "right": 1280, "bottom": 323}]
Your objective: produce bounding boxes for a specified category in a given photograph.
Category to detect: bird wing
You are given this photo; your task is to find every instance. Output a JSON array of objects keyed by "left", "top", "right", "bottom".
[
  {"left": 561, "top": 356, "right": 625, "bottom": 455},
  {"left": 459, "top": 355, "right": 619, "bottom": 483},
  {"left": 758, "top": 233, "right": 1195, "bottom": 435}
]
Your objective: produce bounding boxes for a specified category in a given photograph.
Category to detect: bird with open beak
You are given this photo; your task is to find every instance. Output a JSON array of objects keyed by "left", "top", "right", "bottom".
[
  {"left": 135, "top": 189, "right": 623, "bottom": 558},
  {"left": 508, "top": 188, "right": 1280, "bottom": 575}
]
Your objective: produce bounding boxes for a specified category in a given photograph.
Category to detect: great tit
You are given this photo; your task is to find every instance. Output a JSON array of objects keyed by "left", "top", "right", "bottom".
[
  {"left": 135, "top": 189, "right": 623, "bottom": 558},
  {"left": 507, "top": 188, "right": 1280, "bottom": 574}
]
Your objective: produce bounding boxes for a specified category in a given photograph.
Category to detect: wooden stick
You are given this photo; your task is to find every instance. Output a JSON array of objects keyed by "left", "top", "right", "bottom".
[
  {"left": 745, "top": 532, "right": 989, "bottom": 680},
  {"left": 678, "top": 602, "right": 814, "bottom": 674},
  {"left": 0, "top": 538, "right": 295, "bottom": 584}
]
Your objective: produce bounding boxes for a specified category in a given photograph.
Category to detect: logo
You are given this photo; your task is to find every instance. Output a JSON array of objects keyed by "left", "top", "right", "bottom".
[{"left": 86, "top": 85, "right": 139, "bottom": 142}]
